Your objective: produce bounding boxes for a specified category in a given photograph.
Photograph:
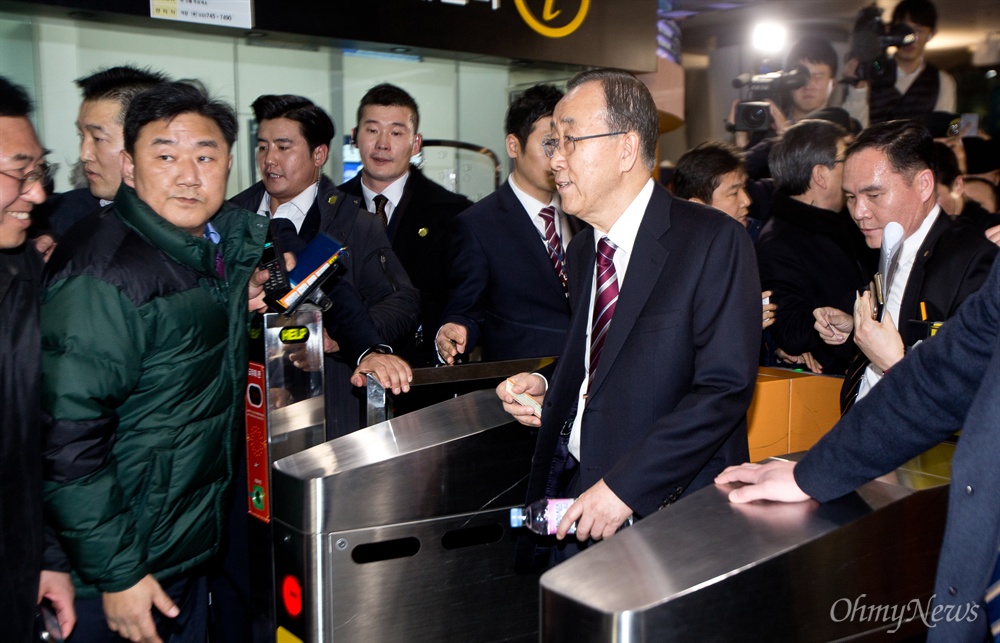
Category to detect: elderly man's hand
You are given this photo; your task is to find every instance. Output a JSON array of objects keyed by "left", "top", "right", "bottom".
[
  {"left": 495, "top": 372, "right": 545, "bottom": 427},
  {"left": 715, "top": 460, "right": 812, "bottom": 504},
  {"left": 557, "top": 479, "right": 633, "bottom": 542}
]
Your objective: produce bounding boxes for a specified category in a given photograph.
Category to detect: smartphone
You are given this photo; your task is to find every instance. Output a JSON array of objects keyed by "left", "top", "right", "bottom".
[
  {"left": 260, "top": 233, "right": 291, "bottom": 313},
  {"left": 959, "top": 113, "right": 979, "bottom": 137}
]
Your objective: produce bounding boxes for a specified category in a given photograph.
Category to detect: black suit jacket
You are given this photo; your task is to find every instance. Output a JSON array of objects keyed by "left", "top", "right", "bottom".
[
  {"left": 796, "top": 257, "right": 1000, "bottom": 643},
  {"left": 442, "top": 181, "right": 583, "bottom": 361},
  {"left": 341, "top": 166, "right": 473, "bottom": 363},
  {"left": 520, "top": 185, "right": 760, "bottom": 568},
  {"left": 756, "top": 192, "right": 877, "bottom": 374},
  {"left": 896, "top": 211, "right": 997, "bottom": 348},
  {"left": 231, "top": 177, "right": 420, "bottom": 437}
]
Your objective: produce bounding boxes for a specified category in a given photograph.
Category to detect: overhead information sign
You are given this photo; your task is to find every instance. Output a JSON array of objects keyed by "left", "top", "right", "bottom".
[{"left": 150, "top": 0, "right": 253, "bottom": 29}]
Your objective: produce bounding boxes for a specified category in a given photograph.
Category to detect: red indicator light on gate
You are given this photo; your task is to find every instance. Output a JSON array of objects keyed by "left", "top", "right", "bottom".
[{"left": 281, "top": 574, "right": 303, "bottom": 618}]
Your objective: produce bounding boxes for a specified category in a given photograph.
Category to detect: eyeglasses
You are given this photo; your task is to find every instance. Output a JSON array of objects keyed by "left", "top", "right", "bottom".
[
  {"left": 541, "top": 131, "right": 627, "bottom": 159},
  {"left": 0, "top": 161, "right": 55, "bottom": 195}
]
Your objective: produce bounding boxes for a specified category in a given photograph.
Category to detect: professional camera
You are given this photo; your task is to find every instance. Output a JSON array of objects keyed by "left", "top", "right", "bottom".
[
  {"left": 847, "top": 4, "right": 916, "bottom": 84},
  {"left": 730, "top": 65, "right": 809, "bottom": 132}
]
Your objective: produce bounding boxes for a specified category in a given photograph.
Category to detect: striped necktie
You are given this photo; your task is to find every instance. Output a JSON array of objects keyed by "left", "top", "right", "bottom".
[
  {"left": 372, "top": 194, "right": 389, "bottom": 228},
  {"left": 987, "top": 552, "right": 1000, "bottom": 642},
  {"left": 538, "top": 206, "right": 568, "bottom": 291},
  {"left": 589, "top": 236, "right": 619, "bottom": 385}
]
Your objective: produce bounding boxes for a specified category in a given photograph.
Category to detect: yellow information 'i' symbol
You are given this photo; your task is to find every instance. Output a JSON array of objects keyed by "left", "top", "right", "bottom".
[{"left": 515, "top": 0, "right": 590, "bottom": 38}]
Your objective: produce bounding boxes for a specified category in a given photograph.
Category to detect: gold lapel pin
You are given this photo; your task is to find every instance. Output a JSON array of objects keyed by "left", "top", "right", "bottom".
[
  {"left": 418, "top": 227, "right": 429, "bottom": 237},
  {"left": 327, "top": 195, "right": 338, "bottom": 204}
]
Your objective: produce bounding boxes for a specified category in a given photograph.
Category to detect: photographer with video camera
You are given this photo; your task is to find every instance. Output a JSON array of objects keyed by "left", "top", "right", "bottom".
[
  {"left": 841, "top": 0, "right": 956, "bottom": 127},
  {"left": 729, "top": 37, "right": 839, "bottom": 143}
]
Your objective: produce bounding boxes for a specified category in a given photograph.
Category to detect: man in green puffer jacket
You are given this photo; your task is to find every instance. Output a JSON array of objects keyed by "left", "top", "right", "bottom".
[{"left": 40, "top": 81, "right": 266, "bottom": 643}]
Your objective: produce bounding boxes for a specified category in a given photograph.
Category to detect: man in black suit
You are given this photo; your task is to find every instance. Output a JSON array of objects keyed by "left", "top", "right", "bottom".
[
  {"left": 716, "top": 255, "right": 1000, "bottom": 643},
  {"left": 340, "top": 83, "right": 473, "bottom": 364},
  {"left": 436, "top": 84, "right": 579, "bottom": 364},
  {"left": 230, "top": 94, "right": 417, "bottom": 424},
  {"left": 756, "top": 119, "right": 876, "bottom": 375},
  {"left": 812, "top": 120, "right": 996, "bottom": 410},
  {"left": 499, "top": 69, "right": 760, "bottom": 565}
]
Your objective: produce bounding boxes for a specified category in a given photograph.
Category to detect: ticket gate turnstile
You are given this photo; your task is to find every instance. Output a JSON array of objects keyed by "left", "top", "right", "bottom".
[
  {"left": 243, "top": 307, "right": 330, "bottom": 641},
  {"left": 269, "top": 390, "right": 539, "bottom": 642},
  {"left": 540, "top": 447, "right": 953, "bottom": 641}
]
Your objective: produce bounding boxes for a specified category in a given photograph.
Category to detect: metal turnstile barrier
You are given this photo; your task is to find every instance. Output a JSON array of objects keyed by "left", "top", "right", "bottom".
[
  {"left": 540, "top": 445, "right": 954, "bottom": 642},
  {"left": 270, "top": 389, "right": 540, "bottom": 642}
]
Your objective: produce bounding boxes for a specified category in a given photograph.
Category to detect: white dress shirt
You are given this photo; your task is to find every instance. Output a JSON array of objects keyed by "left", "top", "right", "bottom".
[
  {"left": 567, "top": 178, "right": 655, "bottom": 460},
  {"left": 361, "top": 172, "right": 409, "bottom": 226},
  {"left": 857, "top": 205, "right": 942, "bottom": 400},
  {"left": 256, "top": 181, "right": 318, "bottom": 233},
  {"left": 507, "top": 173, "right": 573, "bottom": 246}
]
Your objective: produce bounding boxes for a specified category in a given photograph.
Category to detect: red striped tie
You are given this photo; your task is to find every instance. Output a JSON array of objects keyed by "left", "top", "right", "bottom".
[
  {"left": 590, "top": 236, "right": 619, "bottom": 384},
  {"left": 538, "top": 206, "right": 567, "bottom": 291}
]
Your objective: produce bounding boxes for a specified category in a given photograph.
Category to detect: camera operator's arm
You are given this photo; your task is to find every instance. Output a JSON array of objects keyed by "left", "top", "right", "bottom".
[
  {"left": 727, "top": 100, "right": 749, "bottom": 147},
  {"left": 840, "top": 58, "right": 870, "bottom": 128}
]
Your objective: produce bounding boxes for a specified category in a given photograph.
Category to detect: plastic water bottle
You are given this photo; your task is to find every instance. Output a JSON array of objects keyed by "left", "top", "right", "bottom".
[{"left": 509, "top": 498, "right": 576, "bottom": 536}]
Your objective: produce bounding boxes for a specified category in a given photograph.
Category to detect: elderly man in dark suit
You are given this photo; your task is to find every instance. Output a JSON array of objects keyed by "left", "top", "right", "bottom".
[
  {"left": 436, "top": 84, "right": 582, "bottom": 364},
  {"left": 717, "top": 254, "right": 1000, "bottom": 643},
  {"left": 340, "top": 83, "right": 473, "bottom": 365},
  {"left": 499, "top": 69, "right": 760, "bottom": 566}
]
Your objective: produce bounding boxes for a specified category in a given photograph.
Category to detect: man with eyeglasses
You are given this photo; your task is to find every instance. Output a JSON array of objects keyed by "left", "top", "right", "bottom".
[
  {"left": 498, "top": 69, "right": 760, "bottom": 567},
  {"left": 1, "top": 76, "right": 76, "bottom": 643},
  {"left": 756, "top": 119, "right": 876, "bottom": 376}
]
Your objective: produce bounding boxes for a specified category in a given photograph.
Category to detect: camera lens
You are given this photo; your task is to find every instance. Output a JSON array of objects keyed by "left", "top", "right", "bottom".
[{"left": 746, "top": 107, "right": 768, "bottom": 129}]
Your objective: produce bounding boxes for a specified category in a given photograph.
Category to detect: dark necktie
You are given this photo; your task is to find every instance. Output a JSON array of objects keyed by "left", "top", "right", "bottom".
[
  {"left": 589, "top": 236, "right": 619, "bottom": 385},
  {"left": 373, "top": 194, "right": 389, "bottom": 228},
  {"left": 538, "top": 206, "right": 568, "bottom": 291},
  {"left": 839, "top": 350, "right": 870, "bottom": 415}
]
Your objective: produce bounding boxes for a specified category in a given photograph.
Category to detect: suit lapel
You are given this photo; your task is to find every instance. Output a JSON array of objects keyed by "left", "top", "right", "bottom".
[
  {"left": 588, "top": 187, "right": 672, "bottom": 397},
  {"left": 898, "top": 213, "right": 949, "bottom": 346},
  {"left": 499, "top": 183, "right": 568, "bottom": 300}
]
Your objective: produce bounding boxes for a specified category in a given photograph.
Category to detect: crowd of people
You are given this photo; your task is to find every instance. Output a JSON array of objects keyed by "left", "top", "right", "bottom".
[{"left": 3, "top": 0, "right": 1000, "bottom": 639}]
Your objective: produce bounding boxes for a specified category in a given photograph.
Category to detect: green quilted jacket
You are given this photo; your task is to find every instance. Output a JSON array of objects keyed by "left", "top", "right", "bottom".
[{"left": 41, "top": 185, "right": 265, "bottom": 596}]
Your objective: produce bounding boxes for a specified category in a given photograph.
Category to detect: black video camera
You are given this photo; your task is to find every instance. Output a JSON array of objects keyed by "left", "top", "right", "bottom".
[
  {"left": 730, "top": 65, "right": 810, "bottom": 132},
  {"left": 847, "top": 4, "right": 916, "bottom": 85}
]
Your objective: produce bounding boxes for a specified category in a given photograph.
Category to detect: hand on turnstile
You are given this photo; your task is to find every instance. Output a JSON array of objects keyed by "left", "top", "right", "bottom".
[
  {"left": 352, "top": 352, "right": 412, "bottom": 395},
  {"left": 714, "top": 460, "right": 812, "bottom": 504}
]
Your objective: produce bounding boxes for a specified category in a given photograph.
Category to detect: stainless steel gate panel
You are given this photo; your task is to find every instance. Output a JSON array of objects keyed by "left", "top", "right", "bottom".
[
  {"left": 271, "top": 390, "right": 539, "bottom": 642},
  {"left": 541, "top": 447, "right": 953, "bottom": 642}
]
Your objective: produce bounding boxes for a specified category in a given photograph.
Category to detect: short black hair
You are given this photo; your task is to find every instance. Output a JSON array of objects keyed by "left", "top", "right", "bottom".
[
  {"left": 892, "top": 0, "right": 937, "bottom": 30},
  {"left": 672, "top": 141, "right": 744, "bottom": 202},
  {"left": 0, "top": 76, "right": 33, "bottom": 117},
  {"left": 770, "top": 119, "right": 847, "bottom": 196},
  {"left": 565, "top": 68, "right": 659, "bottom": 171},
  {"left": 356, "top": 83, "right": 419, "bottom": 132},
  {"left": 785, "top": 36, "right": 839, "bottom": 78},
  {"left": 505, "top": 84, "right": 563, "bottom": 147},
  {"left": 844, "top": 119, "right": 934, "bottom": 183},
  {"left": 932, "top": 141, "right": 961, "bottom": 187},
  {"left": 76, "top": 65, "right": 169, "bottom": 124},
  {"left": 123, "top": 81, "right": 237, "bottom": 154},
  {"left": 252, "top": 94, "right": 335, "bottom": 152}
]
